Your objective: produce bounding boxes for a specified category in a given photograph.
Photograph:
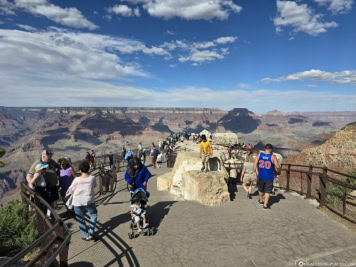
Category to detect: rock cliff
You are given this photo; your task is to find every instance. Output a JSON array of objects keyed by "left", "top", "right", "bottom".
[{"left": 284, "top": 122, "right": 356, "bottom": 172}]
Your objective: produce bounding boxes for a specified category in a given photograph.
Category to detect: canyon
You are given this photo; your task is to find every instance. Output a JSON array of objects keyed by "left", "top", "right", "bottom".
[{"left": 0, "top": 106, "right": 355, "bottom": 202}]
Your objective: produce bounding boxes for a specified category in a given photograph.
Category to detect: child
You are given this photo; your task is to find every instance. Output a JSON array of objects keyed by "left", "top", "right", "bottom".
[{"left": 130, "top": 194, "right": 148, "bottom": 233}]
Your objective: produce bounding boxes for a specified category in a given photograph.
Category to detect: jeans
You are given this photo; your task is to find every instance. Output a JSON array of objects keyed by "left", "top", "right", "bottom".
[{"left": 73, "top": 203, "right": 97, "bottom": 239}]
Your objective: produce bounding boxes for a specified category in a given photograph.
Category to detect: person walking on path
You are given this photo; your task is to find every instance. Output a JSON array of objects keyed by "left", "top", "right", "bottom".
[
  {"left": 109, "top": 152, "right": 114, "bottom": 169},
  {"left": 254, "top": 144, "right": 280, "bottom": 210},
  {"left": 150, "top": 145, "right": 159, "bottom": 169},
  {"left": 241, "top": 148, "right": 256, "bottom": 199},
  {"left": 27, "top": 150, "right": 59, "bottom": 215},
  {"left": 66, "top": 161, "right": 97, "bottom": 241},
  {"left": 90, "top": 150, "right": 96, "bottom": 169},
  {"left": 125, "top": 157, "right": 152, "bottom": 193},
  {"left": 59, "top": 158, "right": 76, "bottom": 201},
  {"left": 200, "top": 134, "right": 213, "bottom": 172}
]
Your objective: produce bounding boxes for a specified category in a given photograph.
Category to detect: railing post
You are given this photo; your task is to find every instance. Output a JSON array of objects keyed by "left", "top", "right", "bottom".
[
  {"left": 319, "top": 167, "right": 327, "bottom": 208},
  {"left": 286, "top": 164, "right": 291, "bottom": 192},
  {"left": 116, "top": 159, "right": 120, "bottom": 172},
  {"left": 306, "top": 165, "right": 312, "bottom": 199},
  {"left": 343, "top": 187, "right": 347, "bottom": 215}
]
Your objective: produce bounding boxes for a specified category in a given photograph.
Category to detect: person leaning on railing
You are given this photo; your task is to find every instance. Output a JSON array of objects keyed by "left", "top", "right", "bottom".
[{"left": 66, "top": 160, "right": 98, "bottom": 241}]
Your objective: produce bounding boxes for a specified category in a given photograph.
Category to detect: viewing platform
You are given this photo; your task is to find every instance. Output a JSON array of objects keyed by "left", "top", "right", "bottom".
[{"left": 64, "top": 162, "right": 356, "bottom": 267}]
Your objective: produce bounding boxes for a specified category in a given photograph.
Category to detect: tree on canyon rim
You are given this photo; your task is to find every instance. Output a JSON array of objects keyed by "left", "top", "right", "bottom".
[{"left": 0, "top": 147, "right": 5, "bottom": 167}]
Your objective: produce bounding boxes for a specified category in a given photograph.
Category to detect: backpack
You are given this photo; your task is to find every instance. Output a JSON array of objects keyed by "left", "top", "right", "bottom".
[{"left": 152, "top": 148, "right": 158, "bottom": 157}]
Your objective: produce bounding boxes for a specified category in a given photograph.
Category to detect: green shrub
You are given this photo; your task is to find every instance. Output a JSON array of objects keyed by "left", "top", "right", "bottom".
[
  {"left": 0, "top": 147, "right": 5, "bottom": 167},
  {"left": 0, "top": 200, "right": 39, "bottom": 256},
  {"left": 326, "top": 169, "right": 356, "bottom": 204}
]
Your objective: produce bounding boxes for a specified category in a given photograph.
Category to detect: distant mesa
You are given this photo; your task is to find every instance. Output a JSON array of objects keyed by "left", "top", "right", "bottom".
[
  {"left": 151, "top": 118, "right": 173, "bottom": 133},
  {"left": 218, "top": 108, "right": 260, "bottom": 134},
  {"left": 312, "top": 121, "right": 331, "bottom": 127},
  {"left": 288, "top": 118, "right": 306, "bottom": 124}
]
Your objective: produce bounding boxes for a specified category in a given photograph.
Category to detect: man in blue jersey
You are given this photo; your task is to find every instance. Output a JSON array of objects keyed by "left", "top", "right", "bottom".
[{"left": 254, "top": 144, "right": 280, "bottom": 210}]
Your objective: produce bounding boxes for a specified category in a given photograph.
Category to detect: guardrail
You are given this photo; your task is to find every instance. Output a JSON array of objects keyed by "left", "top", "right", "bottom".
[
  {"left": 278, "top": 164, "right": 356, "bottom": 224},
  {"left": 1, "top": 183, "right": 71, "bottom": 267}
]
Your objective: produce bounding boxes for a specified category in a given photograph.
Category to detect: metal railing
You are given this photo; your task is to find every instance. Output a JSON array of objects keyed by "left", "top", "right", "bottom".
[
  {"left": 1, "top": 183, "right": 71, "bottom": 267},
  {"left": 278, "top": 164, "right": 356, "bottom": 224}
]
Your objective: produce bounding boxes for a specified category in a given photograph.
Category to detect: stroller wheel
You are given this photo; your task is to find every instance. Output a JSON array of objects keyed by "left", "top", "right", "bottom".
[{"left": 128, "top": 233, "right": 132, "bottom": 239}]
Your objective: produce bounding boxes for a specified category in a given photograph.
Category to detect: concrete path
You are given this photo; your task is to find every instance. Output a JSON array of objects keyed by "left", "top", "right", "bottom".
[{"left": 64, "top": 163, "right": 356, "bottom": 267}]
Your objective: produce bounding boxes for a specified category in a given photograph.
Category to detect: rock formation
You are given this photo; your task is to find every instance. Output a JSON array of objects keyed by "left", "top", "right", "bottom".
[
  {"left": 157, "top": 152, "right": 229, "bottom": 206},
  {"left": 284, "top": 122, "right": 356, "bottom": 172}
]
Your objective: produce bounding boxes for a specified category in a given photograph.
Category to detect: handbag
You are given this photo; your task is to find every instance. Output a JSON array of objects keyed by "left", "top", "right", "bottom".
[{"left": 65, "top": 194, "right": 73, "bottom": 209}]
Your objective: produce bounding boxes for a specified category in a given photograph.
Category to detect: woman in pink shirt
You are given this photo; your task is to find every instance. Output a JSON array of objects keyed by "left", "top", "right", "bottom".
[{"left": 66, "top": 160, "right": 97, "bottom": 241}]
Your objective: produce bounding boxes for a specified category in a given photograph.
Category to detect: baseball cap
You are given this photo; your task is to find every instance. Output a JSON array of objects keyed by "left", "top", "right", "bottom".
[
  {"left": 35, "top": 163, "right": 48, "bottom": 172},
  {"left": 42, "top": 150, "right": 54, "bottom": 156}
]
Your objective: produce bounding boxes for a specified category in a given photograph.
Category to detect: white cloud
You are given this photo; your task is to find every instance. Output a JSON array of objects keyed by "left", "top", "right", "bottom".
[
  {"left": 178, "top": 49, "right": 228, "bottom": 63},
  {"left": 0, "top": 0, "right": 16, "bottom": 15},
  {"left": 0, "top": 28, "right": 148, "bottom": 82},
  {"left": 238, "top": 83, "right": 250, "bottom": 89},
  {"left": 1, "top": 79, "right": 355, "bottom": 113},
  {"left": 261, "top": 69, "right": 356, "bottom": 85},
  {"left": 305, "top": 84, "right": 317, "bottom": 88},
  {"left": 133, "top": 7, "right": 140, "bottom": 16},
  {"left": 166, "top": 30, "right": 175, "bottom": 35},
  {"left": 314, "top": 0, "right": 353, "bottom": 14},
  {"left": 169, "top": 64, "right": 176, "bottom": 68},
  {"left": 119, "top": 0, "right": 242, "bottom": 20},
  {"left": 17, "top": 24, "right": 37, "bottom": 31},
  {"left": 0, "top": 0, "right": 98, "bottom": 30},
  {"left": 215, "top": 36, "right": 238, "bottom": 44},
  {"left": 161, "top": 36, "right": 237, "bottom": 64},
  {"left": 108, "top": 4, "right": 140, "bottom": 17},
  {"left": 274, "top": 0, "right": 338, "bottom": 36}
]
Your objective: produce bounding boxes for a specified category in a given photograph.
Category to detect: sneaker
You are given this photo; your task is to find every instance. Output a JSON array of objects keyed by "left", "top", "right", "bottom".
[
  {"left": 138, "top": 229, "right": 142, "bottom": 233},
  {"left": 263, "top": 205, "right": 271, "bottom": 210},
  {"left": 247, "top": 193, "right": 252, "bottom": 199},
  {"left": 205, "top": 169, "right": 208, "bottom": 173},
  {"left": 258, "top": 200, "right": 264, "bottom": 205},
  {"left": 143, "top": 223, "right": 149, "bottom": 229}
]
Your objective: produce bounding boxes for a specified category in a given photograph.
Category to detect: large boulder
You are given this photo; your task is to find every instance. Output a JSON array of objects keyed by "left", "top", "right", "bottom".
[
  {"left": 157, "top": 151, "right": 229, "bottom": 206},
  {"left": 212, "top": 133, "right": 238, "bottom": 146},
  {"left": 157, "top": 171, "right": 172, "bottom": 191},
  {"left": 181, "top": 170, "right": 229, "bottom": 206}
]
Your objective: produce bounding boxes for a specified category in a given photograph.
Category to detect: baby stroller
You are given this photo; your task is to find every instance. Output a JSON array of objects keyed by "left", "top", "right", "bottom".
[{"left": 128, "top": 188, "right": 153, "bottom": 239}]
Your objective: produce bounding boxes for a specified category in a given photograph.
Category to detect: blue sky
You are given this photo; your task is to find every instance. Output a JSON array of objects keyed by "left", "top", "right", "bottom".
[{"left": 0, "top": 0, "right": 355, "bottom": 113}]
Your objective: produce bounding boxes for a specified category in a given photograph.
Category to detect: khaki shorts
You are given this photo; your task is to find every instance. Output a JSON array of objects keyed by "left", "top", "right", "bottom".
[
  {"left": 243, "top": 173, "right": 256, "bottom": 185},
  {"left": 202, "top": 155, "right": 210, "bottom": 164}
]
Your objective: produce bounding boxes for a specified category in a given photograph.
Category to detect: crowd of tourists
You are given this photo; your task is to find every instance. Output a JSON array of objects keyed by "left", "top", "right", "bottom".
[
  {"left": 199, "top": 134, "right": 281, "bottom": 210},
  {"left": 26, "top": 131, "right": 280, "bottom": 243}
]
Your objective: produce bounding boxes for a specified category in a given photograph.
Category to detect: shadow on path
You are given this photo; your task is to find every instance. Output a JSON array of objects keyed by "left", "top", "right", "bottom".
[
  {"left": 69, "top": 262, "right": 94, "bottom": 267},
  {"left": 269, "top": 193, "right": 286, "bottom": 206}
]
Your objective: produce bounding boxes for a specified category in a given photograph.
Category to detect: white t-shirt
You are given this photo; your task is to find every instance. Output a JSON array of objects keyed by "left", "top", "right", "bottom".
[{"left": 66, "top": 176, "right": 96, "bottom": 207}]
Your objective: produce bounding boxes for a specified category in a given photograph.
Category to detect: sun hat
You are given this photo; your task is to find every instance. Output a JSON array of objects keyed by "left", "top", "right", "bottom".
[{"left": 35, "top": 163, "right": 48, "bottom": 172}]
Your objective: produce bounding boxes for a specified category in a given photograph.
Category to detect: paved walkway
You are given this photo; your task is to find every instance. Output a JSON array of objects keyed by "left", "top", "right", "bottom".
[{"left": 64, "top": 163, "right": 356, "bottom": 267}]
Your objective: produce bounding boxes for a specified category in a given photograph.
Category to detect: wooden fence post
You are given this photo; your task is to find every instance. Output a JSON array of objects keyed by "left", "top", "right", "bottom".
[
  {"left": 286, "top": 164, "right": 291, "bottom": 192},
  {"left": 343, "top": 187, "right": 347, "bottom": 215},
  {"left": 306, "top": 165, "right": 312, "bottom": 199},
  {"left": 319, "top": 167, "right": 327, "bottom": 208}
]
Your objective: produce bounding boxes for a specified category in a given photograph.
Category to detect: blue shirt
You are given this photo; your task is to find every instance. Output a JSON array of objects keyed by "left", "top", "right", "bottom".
[
  {"left": 125, "top": 165, "right": 152, "bottom": 191},
  {"left": 258, "top": 152, "right": 275, "bottom": 181}
]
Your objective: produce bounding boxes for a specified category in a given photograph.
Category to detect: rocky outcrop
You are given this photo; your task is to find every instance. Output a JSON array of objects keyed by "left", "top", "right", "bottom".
[
  {"left": 0, "top": 169, "right": 26, "bottom": 199},
  {"left": 157, "top": 171, "right": 172, "bottom": 191},
  {"left": 181, "top": 170, "right": 229, "bottom": 206},
  {"left": 158, "top": 152, "right": 229, "bottom": 206},
  {"left": 284, "top": 122, "right": 356, "bottom": 171},
  {"left": 212, "top": 133, "right": 238, "bottom": 146}
]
